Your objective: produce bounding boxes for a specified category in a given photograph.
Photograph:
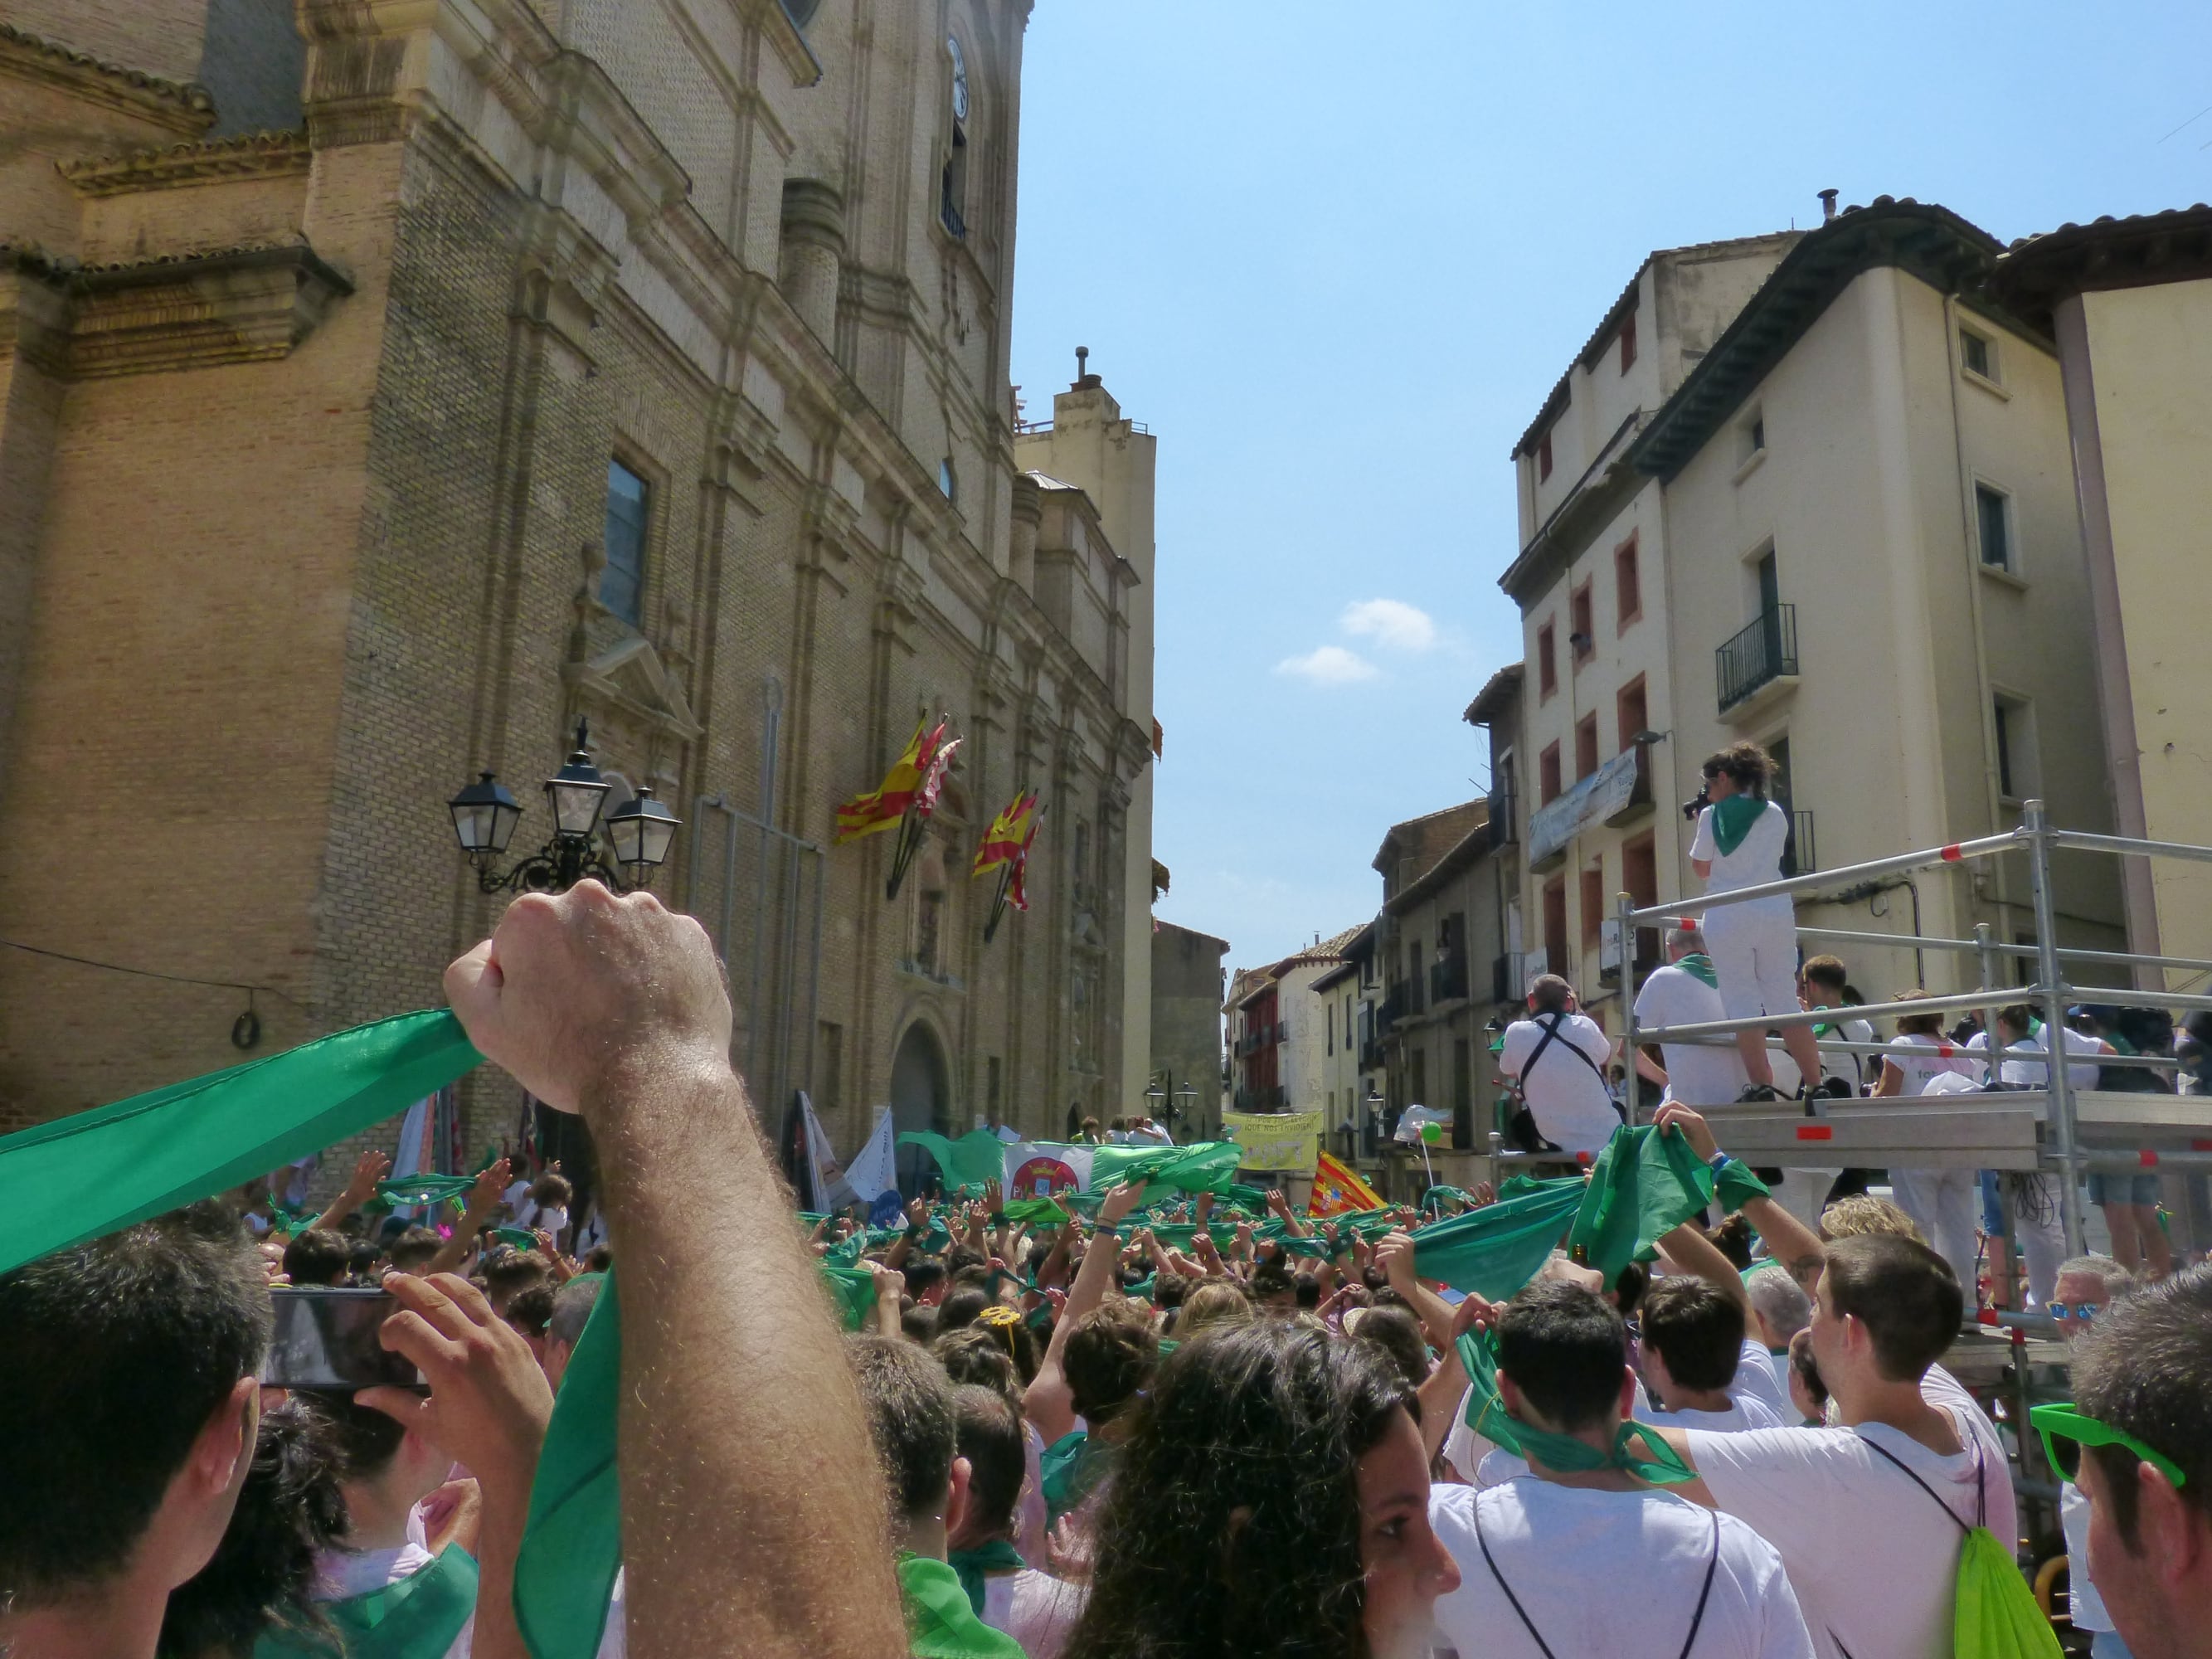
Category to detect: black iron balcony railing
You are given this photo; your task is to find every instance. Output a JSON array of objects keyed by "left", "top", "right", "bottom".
[
  {"left": 1487, "top": 788, "right": 1518, "bottom": 849},
  {"left": 1429, "top": 956, "right": 1468, "bottom": 1005},
  {"left": 1377, "top": 991, "right": 1404, "bottom": 1034},
  {"left": 1491, "top": 951, "right": 1524, "bottom": 1005},
  {"left": 1359, "top": 1038, "right": 1384, "bottom": 1071},
  {"left": 1716, "top": 604, "right": 1797, "bottom": 712},
  {"left": 1782, "top": 810, "right": 1816, "bottom": 878}
]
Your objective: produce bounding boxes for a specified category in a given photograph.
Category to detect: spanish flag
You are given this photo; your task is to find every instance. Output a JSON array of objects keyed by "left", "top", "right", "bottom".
[
  {"left": 1310, "top": 1150, "right": 1385, "bottom": 1216},
  {"left": 971, "top": 790, "right": 1039, "bottom": 911},
  {"left": 834, "top": 718, "right": 950, "bottom": 844}
]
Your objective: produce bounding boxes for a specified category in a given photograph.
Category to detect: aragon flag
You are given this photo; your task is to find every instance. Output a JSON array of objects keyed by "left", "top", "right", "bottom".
[
  {"left": 834, "top": 718, "right": 953, "bottom": 844},
  {"left": 972, "top": 790, "right": 1040, "bottom": 941},
  {"left": 1309, "top": 1150, "right": 1384, "bottom": 1216}
]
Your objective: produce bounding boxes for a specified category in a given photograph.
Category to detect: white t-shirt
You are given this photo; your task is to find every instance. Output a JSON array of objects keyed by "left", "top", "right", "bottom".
[
  {"left": 2060, "top": 1481, "right": 2115, "bottom": 1633},
  {"left": 1812, "top": 1014, "right": 1875, "bottom": 1092},
  {"left": 981, "top": 1568, "right": 1086, "bottom": 1659},
  {"left": 1635, "top": 965, "right": 1750, "bottom": 1107},
  {"left": 1922, "top": 1362, "right": 2017, "bottom": 1545},
  {"left": 1728, "top": 1337, "right": 1791, "bottom": 1425},
  {"left": 503, "top": 1178, "right": 533, "bottom": 1211},
  {"left": 315, "top": 1544, "right": 473, "bottom": 1659},
  {"left": 1999, "top": 1025, "right": 2106, "bottom": 1091},
  {"left": 1688, "top": 1411, "right": 2003, "bottom": 1659},
  {"left": 1883, "top": 1034, "right": 1976, "bottom": 1097},
  {"left": 1638, "top": 1392, "right": 1787, "bottom": 1434},
  {"left": 1499, "top": 1012, "right": 1619, "bottom": 1155},
  {"left": 1691, "top": 800, "right": 1791, "bottom": 895},
  {"left": 1429, "top": 1480, "right": 1814, "bottom": 1659}
]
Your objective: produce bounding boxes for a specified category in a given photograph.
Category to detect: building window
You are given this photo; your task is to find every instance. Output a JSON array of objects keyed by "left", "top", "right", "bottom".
[
  {"left": 1994, "top": 695, "right": 2039, "bottom": 800},
  {"left": 1537, "top": 430, "right": 1553, "bottom": 481},
  {"left": 1976, "top": 483, "right": 2013, "bottom": 572},
  {"left": 1615, "top": 535, "right": 1641, "bottom": 629},
  {"left": 1539, "top": 742, "right": 1563, "bottom": 804},
  {"left": 1616, "top": 676, "right": 1648, "bottom": 754},
  {"left": 1575, "top": 713, "right": 1598, "bottom": 780},
  {"left": 816, "top": 1020, "right": 843, "bottom": 1119},
  {"left": 1622, "top": 832, "right": 1657, "bottom": 909},
  {"left": 939, "top": 457, "right": 957, "bottom": 501},
  {"left": 1570, "top": 582, "right": 1595, "bottom": 661},
  {"left": 1961, "top": 328, "right": 1996, "bottom": 382},
  {"left": 1582, "top": 865, "right": 1606, "bottom": 943},
  {"left": 1740, "top": 408, "right": 1766, "bottom": 465},
  {"left": 1542, "top": 878, "right": 1568, "bottom": 974},
  {"left": 1326, "top": 1000, "right": 1334, "bottom": 1055},
  {"left": 601, "top": 458, "right": 649, "bottom": 625},
  {"left": 941, "top": 35, "right": 970, "bottom": 237},
  {"left": 1537, "top": 623, "right": 1558, "bottom": 699},
  {"left": 1619, "top": 310, "right": 1637, "bottom": 372}
]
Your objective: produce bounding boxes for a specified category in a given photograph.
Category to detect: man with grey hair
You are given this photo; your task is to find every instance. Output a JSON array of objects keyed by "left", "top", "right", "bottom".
[
  {"left": 544, "top": 1272, "right": 606, "bottom": 1392},
  {"left": 1744, "top": 1263, "right": 1812, "bottom": 1404},
  {"left": 1632, "top": 923, "right": 1750, "bottom": 1109},
  {"left": 2052, "top": 1254, "right": 2137, "bottom": 1657}
]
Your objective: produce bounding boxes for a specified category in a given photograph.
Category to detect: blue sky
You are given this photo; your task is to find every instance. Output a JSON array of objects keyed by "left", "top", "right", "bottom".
[{"left": 1007, "top": 1, "right": 2212, "bottom": 971}]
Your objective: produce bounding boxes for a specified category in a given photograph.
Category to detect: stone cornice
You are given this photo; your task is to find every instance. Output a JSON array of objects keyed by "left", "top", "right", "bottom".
[
  {"left": 66, "top": 241, "right": 354, "bottom": 377},
  {"left": 0, "top": 21, "right": 215, "bottom": 136},
  {"left": 60, "top": 129, "right": 312, "bottom": 196}
]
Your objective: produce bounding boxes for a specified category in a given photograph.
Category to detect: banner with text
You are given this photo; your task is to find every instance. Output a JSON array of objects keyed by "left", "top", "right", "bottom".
[{"left": 1222, "top": 1108, "right": 1323, "bottom": 1171}]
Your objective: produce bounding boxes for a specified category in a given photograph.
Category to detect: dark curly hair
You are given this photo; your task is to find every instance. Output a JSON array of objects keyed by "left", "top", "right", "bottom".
[
  {"left": 1700, "top": 741, "right": 1773, "bottom": 796},
  {"left": 157, "top": 1399, "right": 348, "bottom": 1658},
  {"left": 1063, "top": 1321, "right": 1417, "bottom": 1659}
]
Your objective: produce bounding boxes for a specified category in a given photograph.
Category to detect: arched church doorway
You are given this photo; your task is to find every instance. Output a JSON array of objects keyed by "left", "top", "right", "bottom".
[{"left": 891, "top": 1019, "right": 952, "bottom": 1196}]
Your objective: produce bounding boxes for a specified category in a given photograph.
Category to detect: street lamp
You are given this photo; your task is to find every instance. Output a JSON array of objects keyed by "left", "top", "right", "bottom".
[
  {"left": 446, "top": 718, "right": 679, "bottom": 893},
  {"left": 1176, "top": 1082, "right": 1198, "bottom": 1124}
]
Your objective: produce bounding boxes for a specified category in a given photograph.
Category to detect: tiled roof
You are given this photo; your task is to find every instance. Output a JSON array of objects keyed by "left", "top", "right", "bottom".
[
  {"left": 1990, "top": 204, "right": 2212, "bottom": 324},
  {"left": 1463, "top": 662, "right": 1524, "bottom": 727},
  {"left": 0, "top": 21, "right": 213, "bottom": 113}
]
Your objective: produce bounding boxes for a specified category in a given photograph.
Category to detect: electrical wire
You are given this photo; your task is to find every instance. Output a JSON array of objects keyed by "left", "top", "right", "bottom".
[{"left": 0, "top": 936, "right": 309, "bottom": 1009}]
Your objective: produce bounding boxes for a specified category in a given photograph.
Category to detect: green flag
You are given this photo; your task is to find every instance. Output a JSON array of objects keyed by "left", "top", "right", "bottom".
[
  {"left": 897, "top": 1130, "right": 1006, "bottom": 1192},
  {"left": 0, "top": 1010, "right": 481, "bottom": 1276},
  {"left": 823, "top": 1262, "right": 878, "bottom": 1331},
  {"left": 380, "top": 1173, "right": 478, "bottom": 1208},
  {"left": 1089, "top": 1140, "right": 1245, "bottom": 1194},
  {"left": 1565, "top": 1124, "right": 1715, "bottom": 1281},
  {"left": 513, "top": 1272, "right": 621, "bottom": 1659},
  {"left": 491, "top": 1226, "right": 539, "bottom": 1252},
  {"left": 999, "top": 1197, "right": 1067, "bottom": 1228},
  {"left": 1410, "top": 1179, "right": 1585, "bottom": 1300}
]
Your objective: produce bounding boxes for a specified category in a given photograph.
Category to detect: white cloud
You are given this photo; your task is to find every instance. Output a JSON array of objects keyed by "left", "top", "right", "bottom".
[
  {"left": 1340, "top": 598, "right": 1438, "bottom": 654},
  {"left": 1274, "top": 645, "right": 1380, "bottom": 685}
]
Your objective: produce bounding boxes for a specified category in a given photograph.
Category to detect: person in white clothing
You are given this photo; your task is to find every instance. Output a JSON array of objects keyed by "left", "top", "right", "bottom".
[
  {"left": 1635, "top": 1277, "right": 1787, "bottom": 1433},
  {"left": 1497, "top": 975, "right": 1621, "bottom": 1157},
  {"left": 1426, "top": 1282, "right": 1815, "bottom": 1659},
  {"left": 2047, "top": 1255, "right": 2137, "bottom": 1658},
  {"left": 949, "top": 1384, "right": 1085, "bottom": 1658},
  {"left": 1995, "top": 1004, "right": 2104, "bottom": 1306},
  {"left": 1800, "top": 957, "right": 1875, "bottom": 1096},
  {"left": 1633, "top": 923, "right": 1752, "bottom": 1108},
  {"left": 1744, "top": 1266, "right": 1812, "bottom": 1406},
  {"left": 1874, "top": 994, "right": 1982, "bottom": 1292},
  {"left": 1687, "top": 743, "right": 1825, "bottom": 1102}
]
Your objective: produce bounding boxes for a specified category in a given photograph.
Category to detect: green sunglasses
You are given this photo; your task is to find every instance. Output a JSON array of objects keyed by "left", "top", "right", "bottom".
[{"left": 2030, "top": 1403, "right": 2188, "bottom": 1490}]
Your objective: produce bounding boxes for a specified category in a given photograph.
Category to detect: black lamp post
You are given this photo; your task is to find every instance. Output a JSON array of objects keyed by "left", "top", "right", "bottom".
[{"left": 446, "top": 718, "right": 680, "bottom": 893}]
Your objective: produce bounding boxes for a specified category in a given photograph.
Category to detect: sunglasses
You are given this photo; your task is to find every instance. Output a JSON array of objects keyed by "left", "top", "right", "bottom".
[
  {"left": 2044, "top": 1301, "right": 2100, "bottom": 1321},
  {"left": 2030, "top": 1402, "right": 2188, "bottom": 1489}
]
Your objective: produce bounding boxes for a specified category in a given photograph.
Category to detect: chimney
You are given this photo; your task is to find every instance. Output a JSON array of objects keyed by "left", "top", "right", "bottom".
[
  {"left": 1072, "top": 344, "right": 1101, "bottom": 391},
  {"left": 1819, "top": 188, "right": 1839, "bottom": 224}
]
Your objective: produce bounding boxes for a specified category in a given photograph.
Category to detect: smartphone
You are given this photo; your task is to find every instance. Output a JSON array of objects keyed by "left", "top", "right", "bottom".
[{"left": 262, "top": 1287, "right": 420, "bottom": 1389}]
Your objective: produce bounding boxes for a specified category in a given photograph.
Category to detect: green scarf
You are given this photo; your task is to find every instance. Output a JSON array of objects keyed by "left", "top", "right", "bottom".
[
  {"left": 946, "top": 1538, "right": 1026, "bottom": 1617},
  {"left": 821, "top": 1262, "right": 878, "bottom": 1330},
  {"left": 1675, "top": 952, "right": 1719, "bottom": 989},
  {"left": 379, "top": 1173, "right": 477, "bottom": 1208},
  {"left": 897, "top": 1553, "right": 1026, "bottom": 1659},
  {"left": 1409, "top": 1177, "right": 1585, "bottom": 1299},
  {"left": 1708, "top": 794, "right": 1767, "bottom": 858},
  {"left": 254, "top": 1545, "right": 479, "bottom": 1659},
  {"left": 999, "top": 1197, "right": 1068, "bottom": 1227},
  {"left": 1456, "top": 1328, "right": 1695, "bottom": 1485},
  {"left": 1038, "top": 1429, "right": 1110, "bottom": 1525},
  {"left": 1566, "top": 1124, "right": 1715, "bottom": 1281}
]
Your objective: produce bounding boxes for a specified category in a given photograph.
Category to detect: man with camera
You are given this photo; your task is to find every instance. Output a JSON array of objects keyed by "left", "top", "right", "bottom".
[{"left": 1496, "top": 974, "right": 1621, "bottom": 1158}]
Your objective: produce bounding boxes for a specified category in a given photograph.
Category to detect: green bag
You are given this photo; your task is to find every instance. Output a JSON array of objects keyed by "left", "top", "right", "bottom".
[{"left": 1859, "top": 1437, "right": 2059, "bottom": 1659}]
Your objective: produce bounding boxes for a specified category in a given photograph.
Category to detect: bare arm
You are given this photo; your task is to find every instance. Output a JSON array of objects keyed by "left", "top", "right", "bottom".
[
  {"left": 1265, "top": 1189, "right": 1310, "bottom": 1238},
  {"left": 1655, "top": 1103, "right": 1826, "bottom": 1287},
  {"left": 427, "top": 1158, "right": 511, "bottom": 1277},
  {"left": 309, "top": 1148, "right": 391, "bottom": 1233},
  {"left": 1374, "top": 1230, "right": 1460, "bottom": 1355},
  {"left": 445, "top": 883, "right": 906, "bottom": 1659},
  {"left": 1655, "top": 1221, "right": 1751, "bottom": 1316},
  {"left": 1635, "top": 1044, "right": 1670, "bottom": 1087},
  {"left": 1412, "top": 1296, "right": 1494, "bottom": 1464},
  {"left": 1024, "top": 1183, "right": 1146, "bottom": 1443},
  {"left": 1874, "top": 1058, "right": 1904, "bottom": 1098}
]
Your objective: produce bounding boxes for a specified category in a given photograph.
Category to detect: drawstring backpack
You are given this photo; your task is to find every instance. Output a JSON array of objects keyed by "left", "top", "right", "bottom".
[
  {"left": 1472, "top": 1496, "right": 1720, "bottom": 1658},
  {"left": 1832, "top": 1438, "right": 2061, "bottom": 1659}
]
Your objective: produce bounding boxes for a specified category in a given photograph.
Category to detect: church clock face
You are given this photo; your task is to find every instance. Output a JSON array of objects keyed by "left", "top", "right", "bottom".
[{"left": 948, "top": 36, "right": 969, "bottom": 119}]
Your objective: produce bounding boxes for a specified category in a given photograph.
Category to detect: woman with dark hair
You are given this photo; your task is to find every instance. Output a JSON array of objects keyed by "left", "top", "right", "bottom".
[
  {"left": 1063, "top": 1321, "right": 1459, "bottom": 1659},
  {"left": 1689, "top": 742, "right": 1824, "bottom": 1100}
]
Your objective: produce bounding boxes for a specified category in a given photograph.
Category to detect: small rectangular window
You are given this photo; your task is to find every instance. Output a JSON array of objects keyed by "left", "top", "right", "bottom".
[
  {"left": 1538, "top": 430, "right": 1554, "bottom": 481},
  {"left": 1993, "top": 697, "right": 2039, "bottom": 800},
  {"left": 1539, "top": 742, "right": 1562, "bottom": 804},
  {"left": 1961, "top": 329, "right": 1993, "bottom": 381},
  {"left": 1615, "top": 536, "right": 1641, "bottom": 628},
  {"left": 601, "top": 459, "right": 650, "bottom": 625},
  {"left": 1616, "top": 676, "right": 1648, "bottom": 754},
  {"left": 1976, "top": 483, "right": 2013, "bottom": 572},
  {"left": 1581, "top": 866, "right": 1606, "bottom": 943},
  {"left": 1575, "top": 713, "right": 1598, "bottom": 781},
  {"left": 1619, "top": 310, "right": 1637, "bottom": 372},
  {"left": 1537, "top": 624, "right": 1558, "bottom": 698},
  {"left": 1570, "top": 583, "right": 1594, "bottom": 659},
  {"left": 1742, "top": 411, "right": 1766, "bottom": 460}
]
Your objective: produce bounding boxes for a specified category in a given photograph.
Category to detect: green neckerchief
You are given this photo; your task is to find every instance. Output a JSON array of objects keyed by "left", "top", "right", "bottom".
[
  {"left": 379, "top": 1173, "right": 477, "bottom": 1208},
  {"left": 1456, "top": 1328, "right": 1695, "bottom": 1485},
  {"left": 1039, "top": 1429, "right": 1111, "bottom": 1525},
  {"left": 1410, "top": 1178, "right": 1585, "bottom": 1299},
  {"left": 897, "top": 1553, "right": 1026, "bottom": 1659},
  {"left": 1566, "top": 1124, "right": 1714, "bottom": 1281},
  {"left": 255, "top": 1545, "right": 479, "bottom": 1659},
  {"left": 946, "top": 1538, "right": 1026, "bottom": 1617},
  {"left": 999, "top": 1197, "right": 1067, "bottom": 1227},
  {"left": 1422, "top": 1185, "right": 1475, "bottom": 1214},
  {"left": 513, "top": 1272, "right": 621, "bottom": 1659},
  {"left": 491, "top": 1225, "right": 539, "bottom": 1251},
  {"left": 1708, "top": 794, "right": 1767, "bottom": 858},
  {"left": 1675, "top": 952, "right": 1719, "bottom": 990},
  {"left": 821, "top": 1262, "right": 878, "bottom": 1330}
]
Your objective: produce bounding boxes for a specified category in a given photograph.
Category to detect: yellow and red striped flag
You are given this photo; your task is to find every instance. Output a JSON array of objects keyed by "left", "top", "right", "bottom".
[
  {"left": 835, "top": 719, "right": 950, "bottom": 845},
  {"left": 1310, "top": 1150, "right": 1385, "bottom": 1216},
  {"left": 971, "top": 790, "right": 1039, "bottom": 911}
]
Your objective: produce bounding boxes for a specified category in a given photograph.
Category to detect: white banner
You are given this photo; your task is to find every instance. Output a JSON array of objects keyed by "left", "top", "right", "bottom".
[
  {"left": 800, "top": 1092, "right": 857, "bottom": 1211},
  {"left": 1002, "top": 1141, "right": 1095, "bottom": 1199},
  {"left": 846, "top": 1107, "right": 898, "bottom": 1205},
  {"left": 1527, "top": 747, "right": 1642, "bottom": 865}
]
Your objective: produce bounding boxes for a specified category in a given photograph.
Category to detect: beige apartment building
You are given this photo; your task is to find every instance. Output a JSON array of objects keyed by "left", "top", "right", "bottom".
[
  {"left": 1992, "top": 207, "right": 2212, "bottom": 981},
  {"left": 1310, "top": 923, "right": 1384, "bottom": 1167},
  {"left": 1626, "top": 197, "right": 2124, "bottom": 1005},
  {"left": 1228, "top": 927, "right": 1359, "bottom": 1116},
  {"left": 0, "top": 0, "right": 1160, "bottom": 1180},
  {"left": 1500, "top": 233, "right": 1798, "bottom": 1029}
]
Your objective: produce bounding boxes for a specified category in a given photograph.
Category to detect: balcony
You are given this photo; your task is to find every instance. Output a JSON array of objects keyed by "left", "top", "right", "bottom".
[
  {"left": 1597, "top": 925, "right": 1663, "bottom": 986},
  {"left": 1716, "top": 604, "right": 1798, "bottom": 715},
  {"left": 1273, "top": 1021, "right": 1289, "bottom": 1046},
  {"left": 1359, "top": 1039, "right": 1385, "bottom": 1071},
  {"left": 1602, "top": 743, "right": 1654, "bottom": 827},
  {"left": 1429, "top": 956, "right": 1468, "bottom": 1006},
  {"left": 1491, "top": 951, "right": 1526, "bottom": 1005},
  {"left": 1486, "top": 788, "right": 1519, "bottom": 849},
  {"left": 1376, "top": 990, "right": 1404, "bottom": 1034},
  {"left": 1233, "top": 1085, "right": 1288, "bottom": 1111},
  {"left": 1782, "top": 810, "right": 1816, "bottom": 878}
]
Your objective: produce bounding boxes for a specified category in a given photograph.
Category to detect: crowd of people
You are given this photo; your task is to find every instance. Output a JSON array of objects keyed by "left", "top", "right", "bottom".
[{"left": 5, "top": 881, "right": 2211, "bottom": 1659}]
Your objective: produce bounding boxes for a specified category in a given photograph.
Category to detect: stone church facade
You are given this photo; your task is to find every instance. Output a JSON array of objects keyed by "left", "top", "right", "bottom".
[{"left": 0, "top": 0, "right": 1150, "bottom": 1166}]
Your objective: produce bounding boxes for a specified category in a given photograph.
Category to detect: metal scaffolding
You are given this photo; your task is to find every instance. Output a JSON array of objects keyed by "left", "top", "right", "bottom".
[{"left": 1616, "top": 798, "right": 2212, "bottom": 1256}]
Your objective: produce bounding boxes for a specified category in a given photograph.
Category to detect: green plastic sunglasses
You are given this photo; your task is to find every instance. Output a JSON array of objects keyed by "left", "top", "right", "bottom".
[{"left": 2031, "top": 1403, "right": 2188, "bottom": 1489}]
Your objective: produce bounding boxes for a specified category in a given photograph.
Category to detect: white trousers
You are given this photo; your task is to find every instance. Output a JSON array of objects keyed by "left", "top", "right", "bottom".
[
  {"left": 1891, "top": 1168, "right": 1981, "bottom": 1295},
  {"left": 1703, "top": 897, "right": 1801, "bottom": 1022},
  {"left": 1764, "top": 1168, "right": 1841, "bottom": 1237},
  {"left": 2004, "top": 1174, "right": 2069, "bottom": 1308}
]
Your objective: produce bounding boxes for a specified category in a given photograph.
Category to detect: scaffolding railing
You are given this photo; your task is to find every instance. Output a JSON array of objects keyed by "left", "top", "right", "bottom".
[{"left": 1618, "top": 799, "right": 2212, "bottom": 1257}]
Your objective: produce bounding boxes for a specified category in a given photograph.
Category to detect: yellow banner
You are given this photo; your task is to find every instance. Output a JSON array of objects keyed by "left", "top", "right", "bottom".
[{"left": 1222, "top": 1109, "right": 1323, "bottom": 1171}]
